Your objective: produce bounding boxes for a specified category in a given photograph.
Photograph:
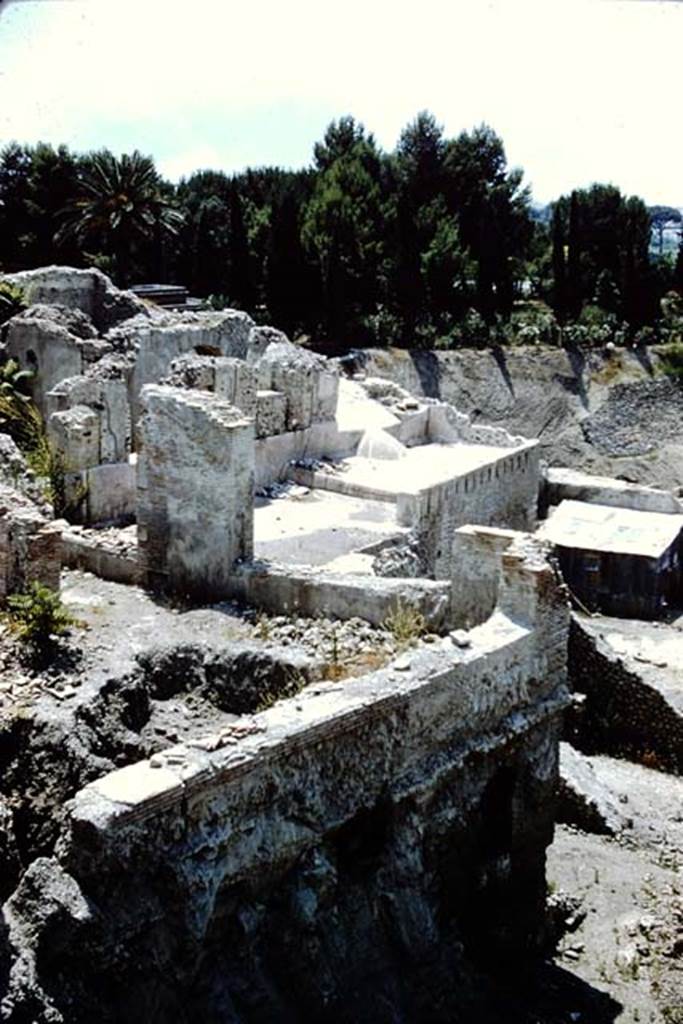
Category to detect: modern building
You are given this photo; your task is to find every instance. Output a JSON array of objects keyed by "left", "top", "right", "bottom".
[{"left": 538, "top": 499, "right": 683, "bottom": 618}]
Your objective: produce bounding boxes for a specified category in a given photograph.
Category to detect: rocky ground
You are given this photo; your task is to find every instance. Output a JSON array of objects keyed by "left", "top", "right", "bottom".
[
  {"left": 0, "top": 571, "right": 423, "bottom": 885},
  {"left": 547, "top": 754, "right": 683, "bottom": 1024},
  {"left": 1, "top": 591, "right": 683, "bottom": 1022}
]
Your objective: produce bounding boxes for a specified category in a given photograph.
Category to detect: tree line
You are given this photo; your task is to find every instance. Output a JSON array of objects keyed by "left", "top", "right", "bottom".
[{"left": 1, "top": 114, "right": 682, "bottom": 351}]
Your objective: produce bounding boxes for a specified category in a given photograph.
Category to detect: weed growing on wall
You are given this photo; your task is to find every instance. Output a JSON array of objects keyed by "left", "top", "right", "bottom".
[
  {"left": 384, "top": 601, "right": 426, "bottom": 648},
  {"left": 0, "top": 387, "right": 86, "bottom": 517}
]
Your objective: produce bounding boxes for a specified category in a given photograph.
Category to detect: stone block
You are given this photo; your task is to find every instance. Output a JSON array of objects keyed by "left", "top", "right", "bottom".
[
  {"left": 256, "top": 390, "right": 287, "bottom": 438},
  {"left": 0, "top": 485, "right": 62, "bottom": 600},
  {"left": 313, "top": 369, "right": 340, "bottom": 422},
  {"left": 137, "top": 385, "right": 254, "bottom": 598},
  {"left": 48, "top": 405, "right": 100, "bottom": 472},
  {"left": 213, "top": 358, "right": 256, "bottom": 416}
]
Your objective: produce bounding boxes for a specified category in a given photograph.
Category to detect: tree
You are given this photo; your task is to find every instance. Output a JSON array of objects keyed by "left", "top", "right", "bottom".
[
  {"left": 303, "top": 118, "right": 388, "bottom": 347},
  {"left": 550, "top": 204, "right": 568, "bottom": 321},
  {"left": 674, "top": 240, "right": 683, "bottom": 296},
  {"left": 549, "top": 185, "right": 657, "bottom": 328},
  {"left": 390, "top": 112, "right": 449, "bottom": 339},
  {"left": 649, "top": 205, "right": 682, "bottom": 257},
  {"left": 594, "top": 269, "right": 621, "bottom": 315},
  {"left": 443, "top": 125, "right": 533, "bottom": 321},
  {"left": 228, "top": 183, "right": 257, "bottom": 312},
  {"left": 176, "top": 170, "right": 232, "bottom": 296},
  {"left": 56, "top": 150, "right": 183, "bottom": 284},
  {"left": 0, "top": 143, "right": 33, "bottom": 270},
  {"left": 266, "top": 176, "right": 321, "bottom": 337}
]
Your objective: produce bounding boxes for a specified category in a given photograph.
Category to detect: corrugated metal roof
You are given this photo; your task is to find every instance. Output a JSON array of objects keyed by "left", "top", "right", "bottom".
[{"left": 537, "top": 500, "right": 683, "bottom": 558}]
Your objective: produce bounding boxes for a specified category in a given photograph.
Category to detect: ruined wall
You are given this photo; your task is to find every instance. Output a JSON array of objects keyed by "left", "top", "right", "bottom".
[
  {"left": 46, "top": 374, "right": 131, "bottom": 465},
  {"left": 542, "top": 466, "right": 682, "bottom": 516},
  {"left": 1, "top": 538, "right": 569, "bottom": 1024},
  {"left": 0, "top": 486, "right": 62, "bottom": 600},
  {"left": 5, "top": 313, "right": 86, "bottom": 416},
  {"left": 165, "top": 354, "right": 257, "bottom": 417},
  {"left": 2, "top": 266, "right": 148, "bottom": 331},
  {"left": 137, "top": 386, "right": 254, "bottom": 598},
  {"left": 450, "top": 525, "right": 523, "bottom": 628},
  {"left": 257, "top": 341, "right": 339, "bottom": 431},
  {"left": 568, "top": 615, "right": 683, "bottom": 773},
  {"left": 398, "top": 443, "right": 539, "bottom": 580},
  {"left": 231, "top": 560, "right": 451, "bottom": 628},
  {"left": 44, "top": 372, "right": 135, "bottom": 524},
  {"left": 120, "top": 311, "right": 255, "bottom": 427}
]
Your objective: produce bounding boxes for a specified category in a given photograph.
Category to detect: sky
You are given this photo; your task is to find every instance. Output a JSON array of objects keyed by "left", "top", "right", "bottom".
[{"left": 0, "top": 0, "right": 680, "bottom": 206}]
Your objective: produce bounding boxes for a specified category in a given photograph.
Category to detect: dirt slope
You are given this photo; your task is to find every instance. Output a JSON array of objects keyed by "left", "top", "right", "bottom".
[{"left": 358, "top": 346, "right": 683, "bottom": 489}]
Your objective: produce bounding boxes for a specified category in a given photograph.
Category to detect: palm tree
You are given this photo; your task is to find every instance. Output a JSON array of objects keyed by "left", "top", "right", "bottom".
[{"left": 56, "top": 150, "right": 183, "bottom": 284}]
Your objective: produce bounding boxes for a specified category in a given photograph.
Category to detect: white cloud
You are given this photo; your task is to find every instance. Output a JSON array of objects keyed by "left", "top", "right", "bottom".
[{"left": 0, "top": 0, "right": 681, "bottom": 203}]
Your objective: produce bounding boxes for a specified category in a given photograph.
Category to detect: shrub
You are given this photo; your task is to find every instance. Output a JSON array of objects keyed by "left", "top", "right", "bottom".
[
  {"left": 0, "top": 358, "right": 33, "bottom": 399},
  {"left": 384, "top": 600, "right": 426, "bottom": 648},
  {"left": 0, "top": 282, "right": 26, "bottom": 327},
  {"left": 0, "top": 388, "right": 43, "bottom": 454},
  {"left": 659, "top": 341, "right": 683, "bottom": 381},
  {"left": 0, "top": 389, "right": 85, "bottom": 516},
  {"left": 6, "top": 582, "right": 77, "bottom": 652}
]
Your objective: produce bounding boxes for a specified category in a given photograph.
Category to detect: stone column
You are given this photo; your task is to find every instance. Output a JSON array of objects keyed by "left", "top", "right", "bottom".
[{"left": 137, "top": 385, "right": 254, "bottom": 599}]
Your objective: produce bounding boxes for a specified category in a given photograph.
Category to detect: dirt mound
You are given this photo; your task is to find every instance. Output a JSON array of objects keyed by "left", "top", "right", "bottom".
[{"left": 582, "top": 377, "right": 683, "bottom": 457}]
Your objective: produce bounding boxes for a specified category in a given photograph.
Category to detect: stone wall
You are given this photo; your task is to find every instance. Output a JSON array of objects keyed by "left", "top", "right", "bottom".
[
  {"left": 119, "top": 311, "right": 255, "bottom": 427},
  {"left": 5, "top": 311, "right": 86, "bottom": 416},
  {"left": 61, "top": 525, "right": 139, "bottom": 585},
  {"left": 137, "top": 386, "right": 254, "bottom": 598},
  {"left": 2, "top": 537, "right": 570, "bottom": 1023},
  {"left": 0, "top": 486, "right": 62, "bottom": 601},
  {"left": 46, "top": 373, "right": 131, "bottom": 465},
  {"left": 165, "top": 354, "right": 257, "bottom": 417},
  {"left": 2, "top": 266, "right": 148, "bottom": 331},
  {"left": 568, "top": 615, "right": 683, "bottom": 773},
  {"left": 542, "top": 466, "right": 682, "bottom": 516},
  {"left": 450, "top": 525, "right": 523, "bottom": 628},
  {"left": 257, "top": 340, "right": 339, "bottom": 431},
  {"left": 230, "top": 560, "right": 452, "bottom": 629},
  {"left": 398, "top": 443, "right": 539, "bottom": 581}
]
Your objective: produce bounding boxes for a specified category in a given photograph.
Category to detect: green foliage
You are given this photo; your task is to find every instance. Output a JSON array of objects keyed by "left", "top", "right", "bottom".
[
  {"left": 659, "top": 341, "right": 683, "bottom": 381},
  {"left": 302, "top": 117, "right": 388, "bottom": 346},
  {"left": 0, "top": 385, "right": 83, "bottom": 516},
  {"left": 384, "top": 601, "right": 426, "bottom": 648},
  {"left": 0, "top": 383, "right": 42, "bottom": 452},
  {"left": 56, "top": 150, "right": 183, "bottom": 285},
  {"left": 0, "top": 119, "right": 670, "bottom": 350},
  {"left": 0, "top": 283, "right": 26, "bottom": 325},
  {"left": 549, "top": 185, "right": 657, "bottom": 329},
  {"left": 0, "top": 356, "right": 33, "bottom": 398},
  {"left": 5, "top": 582, "right": 77, "bottom": 652}
]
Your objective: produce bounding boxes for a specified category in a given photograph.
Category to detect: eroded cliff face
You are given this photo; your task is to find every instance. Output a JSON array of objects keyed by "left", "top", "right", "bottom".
[{"left": 356, "top": 346, "right": 683, "bottom": 489}]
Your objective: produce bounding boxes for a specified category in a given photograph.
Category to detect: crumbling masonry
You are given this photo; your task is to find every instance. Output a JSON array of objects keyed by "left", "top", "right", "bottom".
[{"left": 0, "top": 265, "right": 620, "bottom": 1023}]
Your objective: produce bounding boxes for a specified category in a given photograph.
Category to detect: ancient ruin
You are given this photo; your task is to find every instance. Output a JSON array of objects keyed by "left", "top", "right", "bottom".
[{"left": 0, "top": 267, "right": 682, "bottom": 1022}]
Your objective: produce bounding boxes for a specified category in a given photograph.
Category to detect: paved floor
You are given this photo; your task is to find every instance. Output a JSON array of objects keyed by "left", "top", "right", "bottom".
[{"left": 254, "top": 485, "right": 404, "bottom": 567}]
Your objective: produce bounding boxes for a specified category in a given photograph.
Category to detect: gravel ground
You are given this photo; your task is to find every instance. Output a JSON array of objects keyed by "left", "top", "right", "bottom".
[{"left": 547, "top": 754, "right": 683, "bottom": 1023}]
